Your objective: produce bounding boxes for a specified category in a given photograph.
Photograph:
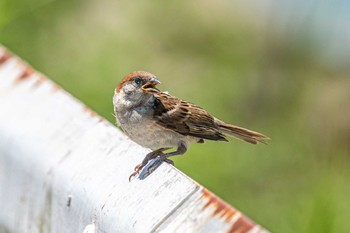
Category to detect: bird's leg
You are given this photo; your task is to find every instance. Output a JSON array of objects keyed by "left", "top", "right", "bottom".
[
  {"left": 159, "top": 142, "right": 187, "bottom": 165},
  {"left": 129, "top": 148, "right": 169, "bottom": 181},
  {"left": 141, "top": 143, "right": 187, "bottom": 179}
]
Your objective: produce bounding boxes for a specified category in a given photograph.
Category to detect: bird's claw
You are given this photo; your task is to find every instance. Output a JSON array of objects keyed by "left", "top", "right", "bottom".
[
  {"left": 134, "top": 164, "right": 142, "bottom": 171},
  {"left": 128, "top": 172, "right": 137, "bottom": 182},
  {"left": 129, "top": 164, "right": 143, "bottom": 181}
]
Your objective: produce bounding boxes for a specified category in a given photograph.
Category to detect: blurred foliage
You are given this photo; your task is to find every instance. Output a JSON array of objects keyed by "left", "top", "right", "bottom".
[{"left": 1, "top": 0, "right": 350, "bottom": 232}]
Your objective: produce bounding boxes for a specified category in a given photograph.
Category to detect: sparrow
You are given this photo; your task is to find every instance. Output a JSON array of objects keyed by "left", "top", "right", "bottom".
[{"left": 113, "top": 71, "right": 269, "bottom": 181}]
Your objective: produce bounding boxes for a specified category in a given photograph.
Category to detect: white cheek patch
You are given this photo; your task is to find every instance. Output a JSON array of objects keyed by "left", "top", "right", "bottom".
[{"left": 124, "top": 84, "right": 136, "bottom": 95}]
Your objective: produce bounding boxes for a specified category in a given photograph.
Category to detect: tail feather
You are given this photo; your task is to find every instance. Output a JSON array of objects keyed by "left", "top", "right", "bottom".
[{"left": 217, "top": 121, "right": 269, "bottom": 145}]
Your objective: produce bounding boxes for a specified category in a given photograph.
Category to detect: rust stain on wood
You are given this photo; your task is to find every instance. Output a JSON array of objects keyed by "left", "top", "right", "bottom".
[
  {"left": 32, "top": 76, "right": 44, "bottom": 86},
  {"left": 16, "top": 67, "right": 34, "bottom": 82},
  {"left": 201, "top": 188, "right": 236, "bottom": 222},
  {"left": 0, "top": 51, "right": 11, "bottom": 65},
  {"left": 228, "top": 215, "right": 255, "bottom": 233},
  {"left": 202, "top": 188, "right": 258, "bottom": 233},
  {"left": 51, "top": 84, "right": 61, "bottom": 92},
  {"left": 32, "top": 75, "right": 47, "bottom": 88}
]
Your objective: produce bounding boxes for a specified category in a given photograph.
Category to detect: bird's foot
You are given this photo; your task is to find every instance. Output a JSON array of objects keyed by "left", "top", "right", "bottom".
[
  {"left": 140, "top": 155, "right": 175, "bottom": 180},
  {"left": 129, "top": 153, "right": 175, "bottom": 181},
  {"left": 129, "top": 149, "right": 166, "bottom": 181}
]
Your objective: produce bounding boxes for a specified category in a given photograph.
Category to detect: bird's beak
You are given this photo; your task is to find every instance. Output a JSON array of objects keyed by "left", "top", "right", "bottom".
[{"left": 141, "top": 77, "right": 161, "bottom": 93}]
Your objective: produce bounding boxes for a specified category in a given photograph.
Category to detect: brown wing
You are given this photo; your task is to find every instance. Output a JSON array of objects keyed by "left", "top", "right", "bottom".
[{"left": 152, "top": 92, "right": 228, "bottom": 141}]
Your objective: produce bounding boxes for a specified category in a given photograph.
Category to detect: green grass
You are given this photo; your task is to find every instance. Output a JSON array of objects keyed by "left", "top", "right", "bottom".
[{"left": 1, "top": 1, "right": 350, "bottom": 232}]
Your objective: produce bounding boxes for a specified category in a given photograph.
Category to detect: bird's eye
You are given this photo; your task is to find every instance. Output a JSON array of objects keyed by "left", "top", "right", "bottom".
[{"left": 134, "top": 77, "right": 142, "bottom": 85}]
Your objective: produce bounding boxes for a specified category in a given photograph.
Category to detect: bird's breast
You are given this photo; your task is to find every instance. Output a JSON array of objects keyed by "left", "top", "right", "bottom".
[
  {"left": 114, "top": 94, "right": 197, "bottom": 149},
  {"left": 116, "top": 108, "right": 190, "bottom": 149}
]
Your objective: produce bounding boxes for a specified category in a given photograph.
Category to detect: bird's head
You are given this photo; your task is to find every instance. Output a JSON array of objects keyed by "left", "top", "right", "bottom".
[{"left": 114, "top": 71, "right": 161, "bottom": 106}]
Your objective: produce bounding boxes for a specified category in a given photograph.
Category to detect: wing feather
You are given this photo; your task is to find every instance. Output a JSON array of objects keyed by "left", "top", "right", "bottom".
[{"left": 152, "top": 92, "right": 227, "bottom": 141}]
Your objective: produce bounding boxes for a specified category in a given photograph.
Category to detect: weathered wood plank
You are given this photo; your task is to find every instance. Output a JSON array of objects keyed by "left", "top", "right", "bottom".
[{"left": 0, "top": 46, "right": 270, "bottom": 233}]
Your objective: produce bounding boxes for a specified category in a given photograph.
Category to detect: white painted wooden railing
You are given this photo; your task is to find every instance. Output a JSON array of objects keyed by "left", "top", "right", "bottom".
[{"left": 0, "top": 46, "right": 270, "bottom": 233}]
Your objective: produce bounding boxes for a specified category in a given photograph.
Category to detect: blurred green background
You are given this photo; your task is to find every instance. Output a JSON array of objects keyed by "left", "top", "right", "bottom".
[{"left": 1, "top": 0, "right": 350, "bottom": 232}]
